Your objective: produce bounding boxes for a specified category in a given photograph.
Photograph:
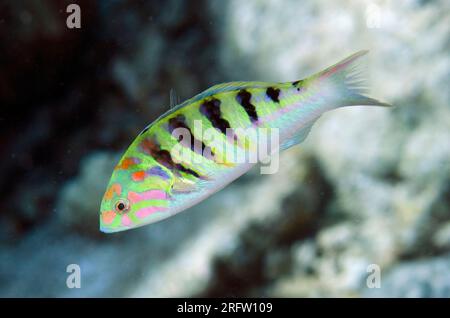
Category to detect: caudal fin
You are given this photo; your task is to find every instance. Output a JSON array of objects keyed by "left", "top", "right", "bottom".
[{"left": 303, "top": 50, "right": 391, "bottom": 108}]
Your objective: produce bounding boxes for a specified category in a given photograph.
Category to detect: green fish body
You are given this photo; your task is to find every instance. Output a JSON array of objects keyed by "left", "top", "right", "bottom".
[{"left": 100, "top": 50, "right": 390, "bottom": 233}]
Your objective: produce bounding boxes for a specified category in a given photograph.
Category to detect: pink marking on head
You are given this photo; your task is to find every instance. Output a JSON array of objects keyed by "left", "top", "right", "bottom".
[
  {"left": 102, "top": 211, "right": 116, "bottom": 224},
  {"left": 128, "top": 190, "right": 167, "bottom": 204},
  {"left": 135, "top": 206, "right": 167, "bottom": 218},
  {"left": 121, "top": 214, "right": 132, "bottom": 227}
]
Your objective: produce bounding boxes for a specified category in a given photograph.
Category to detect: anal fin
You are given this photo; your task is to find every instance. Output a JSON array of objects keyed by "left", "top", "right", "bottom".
[{"left": 279, "top": 120, "right": 317, "bottom": 151}]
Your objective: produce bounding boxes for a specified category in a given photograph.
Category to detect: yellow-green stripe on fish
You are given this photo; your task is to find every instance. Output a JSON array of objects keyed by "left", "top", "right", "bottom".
[{"left": 100, "top": 50, "right": 391, "bottom": 233}]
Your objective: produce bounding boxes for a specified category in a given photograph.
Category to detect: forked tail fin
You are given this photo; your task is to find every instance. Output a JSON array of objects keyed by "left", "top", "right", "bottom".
[{"left": 302, "top": 50, "right": 391, "bottom": 108}]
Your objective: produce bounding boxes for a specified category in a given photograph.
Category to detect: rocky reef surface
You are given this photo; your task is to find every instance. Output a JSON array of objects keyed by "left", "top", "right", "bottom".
[{"left": 0, "top": 0, "right": 448, "bottom": 297}]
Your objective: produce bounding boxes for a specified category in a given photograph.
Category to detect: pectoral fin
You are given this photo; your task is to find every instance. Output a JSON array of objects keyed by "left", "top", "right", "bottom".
[{"left": 171, "top": 177, "right": 197, "bottom": 193}]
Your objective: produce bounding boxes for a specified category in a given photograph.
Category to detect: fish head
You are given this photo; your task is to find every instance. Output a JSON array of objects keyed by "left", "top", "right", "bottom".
[{"left": 99, "top": 156, "right": 173, "bottom": 233}]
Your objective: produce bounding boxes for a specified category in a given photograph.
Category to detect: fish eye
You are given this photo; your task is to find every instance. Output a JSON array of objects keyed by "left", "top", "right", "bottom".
[{"left": 114, "top": 199, "right": 130, "bottom": 214}]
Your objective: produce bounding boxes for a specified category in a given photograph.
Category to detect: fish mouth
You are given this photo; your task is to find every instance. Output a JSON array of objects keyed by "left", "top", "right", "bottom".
[
  {"left": 99, "top": 225, "right": 115, "bottom": 233},
  {"left": 99, "top": 226, "right": 127, "bottom": 233}
]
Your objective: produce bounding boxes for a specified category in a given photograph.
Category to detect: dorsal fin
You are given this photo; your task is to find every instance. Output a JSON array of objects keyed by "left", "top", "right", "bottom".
[
  {"left": 198, "top": 81, "right": 269, "bottom": 97},
  {"left": 141, "top": 81, "right": 274, "bottom": 134},
  {"left": 177, "top": 81, "right": 270, "bottom": 109}
]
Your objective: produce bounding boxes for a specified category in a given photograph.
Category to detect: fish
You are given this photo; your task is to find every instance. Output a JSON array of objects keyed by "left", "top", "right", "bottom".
[{"left": 100, "top": 50, "right": 390, "bottom": 233}]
